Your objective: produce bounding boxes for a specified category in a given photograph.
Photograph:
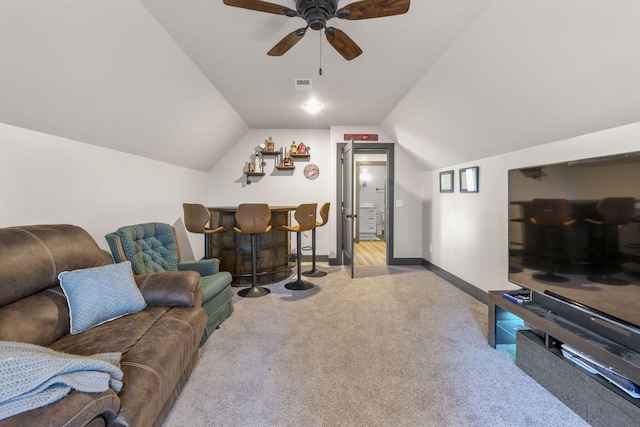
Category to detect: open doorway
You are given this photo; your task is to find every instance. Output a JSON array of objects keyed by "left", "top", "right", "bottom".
[
  {"left": 337, "top": 142, "right": 394, "bottom": 273},
  {"left": 355, "top": 156, "right": 386, "bottom": 265}
]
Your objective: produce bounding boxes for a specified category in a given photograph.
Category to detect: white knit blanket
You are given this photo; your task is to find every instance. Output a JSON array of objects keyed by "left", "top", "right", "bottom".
[{"left": 0, "top": 341, "right": 123, "bottom": 421}]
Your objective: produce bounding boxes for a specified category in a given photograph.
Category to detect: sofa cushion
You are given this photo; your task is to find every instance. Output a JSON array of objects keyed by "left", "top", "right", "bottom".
[{"left": 59, "top": 262, "right": 147, "bottom": 334}]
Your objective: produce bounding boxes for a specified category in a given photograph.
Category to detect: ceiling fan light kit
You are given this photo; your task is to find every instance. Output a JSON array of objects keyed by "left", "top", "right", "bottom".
[{"left": 223, "top": 0, "right": 410, "bottom": 60}]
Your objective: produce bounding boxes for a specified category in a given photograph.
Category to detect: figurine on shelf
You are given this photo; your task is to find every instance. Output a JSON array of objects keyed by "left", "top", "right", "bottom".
[
  {"left": 267, "top": 137, "right": 275, "bottom": 152},
  {"left": 247, "top": 162, "right": 254, "bottom": 172},
  {"left": 297, "top": 142, "right": 307, "bottom": 155}
]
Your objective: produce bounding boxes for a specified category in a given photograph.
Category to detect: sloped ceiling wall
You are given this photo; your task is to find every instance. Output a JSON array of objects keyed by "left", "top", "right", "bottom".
[
  {"left": 382, "top": 0, "right": 640, "bottom": 170},
  {"left": 0, "top": 0, "right": 248, "bottom": 172},
  {"left": 1, "top": 1, "right": 639, "bottom": 173}
]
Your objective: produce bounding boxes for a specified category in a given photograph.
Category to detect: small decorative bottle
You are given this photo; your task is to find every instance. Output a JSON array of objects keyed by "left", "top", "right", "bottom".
[
  {"left": 283, "top": 146, "right": 291, "bottom": 167},
  {"left": 267, "top": 137, "right": 275, "bottom": 152},
  {"left": 290, "top": 141, "right": 297, "bottom": 155},
  {"left": 254, "top": 150, "right": 262, "bottom": 173}
]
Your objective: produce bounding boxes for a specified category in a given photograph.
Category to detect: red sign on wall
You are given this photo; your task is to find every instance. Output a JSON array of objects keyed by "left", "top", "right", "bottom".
[{"left": 344, "top": 134, "right": 379, "bottom": 141}]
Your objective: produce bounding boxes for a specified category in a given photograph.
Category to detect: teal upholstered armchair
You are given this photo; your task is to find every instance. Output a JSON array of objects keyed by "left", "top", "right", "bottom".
[{"left": 105, "top": 222, "right": 233, "bottom": 345}]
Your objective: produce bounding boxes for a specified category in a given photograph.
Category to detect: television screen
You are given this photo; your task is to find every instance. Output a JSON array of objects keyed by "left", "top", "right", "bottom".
[{"left": 508, "top": 151, "right": 640, "bottom": 329}]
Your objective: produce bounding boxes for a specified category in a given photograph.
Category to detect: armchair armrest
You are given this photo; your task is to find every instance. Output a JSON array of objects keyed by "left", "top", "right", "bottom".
[
  {"left": 135, "top": 271, "right": 203, "bottom": 308},
  {"left": 104, "top": 233, "right": 126, "bottom": 263},
  {"left": 177, "top": 258, "right": 220, "bottom": 276}
]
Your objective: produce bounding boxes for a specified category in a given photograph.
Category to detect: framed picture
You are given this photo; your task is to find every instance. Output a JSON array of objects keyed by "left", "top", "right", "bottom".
[
  {"left": 439, "top": 170, "right": 454, "bottom": 193},
  {"left": 459, "top": 166, "right": 479, "bottom": 193}
]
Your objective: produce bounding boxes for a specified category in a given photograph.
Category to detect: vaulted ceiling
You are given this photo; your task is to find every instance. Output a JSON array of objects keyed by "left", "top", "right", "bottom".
[{"left": 1, "top": 1, "right": 639, "bottom": 172}]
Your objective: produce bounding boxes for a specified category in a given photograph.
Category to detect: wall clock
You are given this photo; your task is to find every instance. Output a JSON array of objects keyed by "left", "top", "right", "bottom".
[{"left": 304, "top": 164, "right": 319, "bottom": 180}]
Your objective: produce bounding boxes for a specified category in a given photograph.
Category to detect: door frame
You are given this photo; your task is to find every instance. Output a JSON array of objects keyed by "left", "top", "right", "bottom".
[{"left": 336, "top": 142, "right": 395, "bottom": 266}]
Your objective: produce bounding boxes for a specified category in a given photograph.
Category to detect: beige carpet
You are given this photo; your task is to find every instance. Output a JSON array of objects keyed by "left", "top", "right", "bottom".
[{"left": 163, "top": 265, "right": 588, "bottom": 427}]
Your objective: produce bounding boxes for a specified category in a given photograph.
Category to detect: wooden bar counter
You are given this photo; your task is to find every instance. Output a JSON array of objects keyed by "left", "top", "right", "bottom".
[{"left": 207, "top": 206, "right": 295, "bottom": 285}]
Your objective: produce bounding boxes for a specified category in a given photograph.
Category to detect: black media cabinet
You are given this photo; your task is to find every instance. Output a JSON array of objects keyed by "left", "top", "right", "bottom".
[{"left": 488, "top": 291, "right": 640, "bottom": 426}]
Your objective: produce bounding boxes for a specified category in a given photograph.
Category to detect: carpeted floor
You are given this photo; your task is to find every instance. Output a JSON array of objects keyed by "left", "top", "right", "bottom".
[{"left": 163, "top": 265, "right": 589, "bottom": 427}]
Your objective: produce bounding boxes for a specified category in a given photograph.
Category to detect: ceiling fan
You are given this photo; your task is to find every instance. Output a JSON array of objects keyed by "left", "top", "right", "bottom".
[{"left": 222, "top": 0, "right": 410, "bottom": 60}]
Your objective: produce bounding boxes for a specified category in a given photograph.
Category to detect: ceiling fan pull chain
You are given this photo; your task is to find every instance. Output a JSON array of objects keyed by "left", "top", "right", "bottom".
[{"left": 319, "top": 31, "right": 323, "bottom": 75}]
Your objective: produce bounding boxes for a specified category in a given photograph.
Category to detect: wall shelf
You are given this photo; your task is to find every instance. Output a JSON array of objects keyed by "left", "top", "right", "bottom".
[{"left": 242, "top": 148, "right": 310, "bottom": 183}]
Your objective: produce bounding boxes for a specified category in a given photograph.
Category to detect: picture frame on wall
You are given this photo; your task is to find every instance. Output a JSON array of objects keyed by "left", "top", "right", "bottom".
[
  {"left": 439, "top": 170, "right": 454, "bottom": 193},
  {"left": 459, "top": 166, "right": 479, "bottom": 193}
]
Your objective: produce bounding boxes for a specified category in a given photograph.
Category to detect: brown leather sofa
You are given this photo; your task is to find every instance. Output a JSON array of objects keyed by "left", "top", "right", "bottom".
[{"left": 0, "top": 224, "right": 207, "bottom": 427}]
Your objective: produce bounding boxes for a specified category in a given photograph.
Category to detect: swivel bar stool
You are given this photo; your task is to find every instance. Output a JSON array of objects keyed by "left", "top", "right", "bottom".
[
  {"left": 302, "top": 202, "right": 330, "bottom": 277},
  {"left": 233, "top": 204, "right": 272, "bottom": 298},
  {"left": 281, "top": 203, "right": 317, "bottom": 290},
  {"left": 584, "top": 197, "right": 636, "bottom": 285},
  {"left": 183, "top": 203, "right": 225, "bottom": 259},
  {"left": 529, "top": 198, "right": 575, "bottom": 282}
]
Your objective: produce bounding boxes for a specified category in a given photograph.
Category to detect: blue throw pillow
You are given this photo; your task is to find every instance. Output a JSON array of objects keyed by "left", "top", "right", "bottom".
[{"left": 58, "top": 261, "right": 147, "bottom": 334}]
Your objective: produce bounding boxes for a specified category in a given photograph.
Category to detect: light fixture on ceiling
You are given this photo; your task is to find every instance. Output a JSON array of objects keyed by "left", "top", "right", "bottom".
[
  {"left": 360, "top": 170, "right": 369, "bottom": 187},
  {"left": 304, "top": 100, "right": 322, "bottom": 114}
]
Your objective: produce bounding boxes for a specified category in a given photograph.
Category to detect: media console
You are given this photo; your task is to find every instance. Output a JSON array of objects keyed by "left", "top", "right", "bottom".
[{"left": 488, "top": 290, "right": 640, "bottom": 426}]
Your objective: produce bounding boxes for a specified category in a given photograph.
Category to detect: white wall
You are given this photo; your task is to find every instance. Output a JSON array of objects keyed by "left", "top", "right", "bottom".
[
  {"left": 0, "top": 123, "right": 426, "bottom": 264},
  {"left": 424, "top": 121, "right": 640, "bottom": 293},
  {"left": 0, "top": 0, "right": 248, "bottom": 172},
  {"left": 207, "top": 129, "right": 331, "bottom": 254},
  {"left": 0, "top": 123, "right": 209, "bottom": 256},
  {"left": 382, "top": 0, "right": 640, "bottom": 171}
]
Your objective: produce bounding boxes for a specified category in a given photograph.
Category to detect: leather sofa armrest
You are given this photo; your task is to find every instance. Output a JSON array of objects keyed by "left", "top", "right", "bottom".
[
  {"left": 0, "top": 389, "right": 119, "bottom": 427},
  {"left": 178, "top": 258, "right": 220, "bottom": 276},
  {"left": 135, "top": 271, "right": 203, "bottom": 308}
]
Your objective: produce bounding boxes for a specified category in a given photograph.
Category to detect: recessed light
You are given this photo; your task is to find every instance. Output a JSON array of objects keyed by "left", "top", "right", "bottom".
[{"left": 304, "top": 100, "right": 322, "bottom": 114}]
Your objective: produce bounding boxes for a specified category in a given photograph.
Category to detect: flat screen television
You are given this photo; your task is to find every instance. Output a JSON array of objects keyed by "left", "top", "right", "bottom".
[{"left": 508, "top": 151, "right": 640, "bottom": 339}]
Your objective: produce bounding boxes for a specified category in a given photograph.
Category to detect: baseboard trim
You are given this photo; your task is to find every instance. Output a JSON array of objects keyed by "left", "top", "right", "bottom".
[
  {"left": 389, "top": 257, "right": 422, "bottom": 265},
  {"left": 301, "top": 255, "right": 329, "bottom": 263},
  {"left": 421, "top": 259, "right": 488, "bottom": 304}
]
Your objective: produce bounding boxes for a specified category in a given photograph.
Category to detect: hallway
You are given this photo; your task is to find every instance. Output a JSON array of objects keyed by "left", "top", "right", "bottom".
[{"left": 354, "top": 241, "right": 386, "bottom": 266}]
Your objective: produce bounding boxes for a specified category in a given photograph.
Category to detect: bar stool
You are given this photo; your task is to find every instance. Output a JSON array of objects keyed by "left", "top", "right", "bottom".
[
  {"left": 302, "top": 202, "right": 330, "bottom": 277},
  {"left": 529, "top": 198, "right": 575, "bottom": 282},
  {"left": 584, "top": 197, "right": 636, "bottom": 285},
  {"left": 183, "top": 203, "right": 225, "bottom": 259},
  {"left": 233, "top": 204, "right": 272, "bottom": 298},
  {"left": 281, "top": 203, "right": 317, "bottom": 290}
]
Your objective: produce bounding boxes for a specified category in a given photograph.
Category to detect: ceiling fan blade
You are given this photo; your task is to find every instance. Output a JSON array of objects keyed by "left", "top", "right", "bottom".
[
  {"left": 267, "top": 28, "right": 307, "bottom": 56},
  {"left": 223, "top": 0, "right": 296, "bottom": 16},
  {"left": 325, "top": 28, "right": 362, "bottom": 61},
  {"left": 338, "top": 0, "right": 410, "bottom": 20}
]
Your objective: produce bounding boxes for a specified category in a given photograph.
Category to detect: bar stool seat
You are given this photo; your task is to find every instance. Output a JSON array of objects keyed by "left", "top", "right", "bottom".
[
  {"left": 183, "top": 203, "right": 225, "bottom": 259},
  {"left": 280, "top": 203, "right": 317, "bottom": 290},
  {"left": 233, "top": 204, "right": 272, "bottom": 298},
  {"left": 302, "top": 202, "right": 330, "bottom": 277}
]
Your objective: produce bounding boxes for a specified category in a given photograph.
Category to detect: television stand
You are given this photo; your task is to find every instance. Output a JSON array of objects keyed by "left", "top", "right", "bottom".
[{"left": 488, "top": 291, "right": 640, "bottom": 426}]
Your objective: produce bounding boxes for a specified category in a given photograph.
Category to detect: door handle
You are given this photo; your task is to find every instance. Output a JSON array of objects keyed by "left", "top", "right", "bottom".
[{"left": 346, "top": 214, "right": 358, "bottom": 219}]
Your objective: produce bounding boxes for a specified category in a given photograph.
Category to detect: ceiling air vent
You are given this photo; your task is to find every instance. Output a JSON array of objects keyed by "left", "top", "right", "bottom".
[{"left": 294, "top": 78, "right": 312, "bottom": 91}]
